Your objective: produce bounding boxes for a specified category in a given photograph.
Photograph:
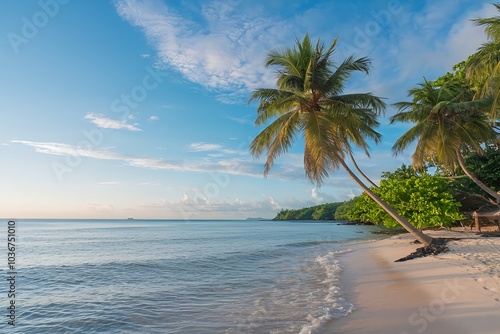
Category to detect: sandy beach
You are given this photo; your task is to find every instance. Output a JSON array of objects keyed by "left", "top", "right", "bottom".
[{"left": 327, "top": 229, "right": 500, "bottom": 334}]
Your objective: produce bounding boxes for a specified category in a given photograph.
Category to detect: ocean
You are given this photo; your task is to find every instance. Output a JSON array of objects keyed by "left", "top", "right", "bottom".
[{"left": 3, "top": 219, "right": 385, "bottom": 333}]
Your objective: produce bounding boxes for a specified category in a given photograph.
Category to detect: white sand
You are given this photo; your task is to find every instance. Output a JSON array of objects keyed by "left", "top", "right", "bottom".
[{"left": 326, "top": 230, "right": 500, "bottom": 334}]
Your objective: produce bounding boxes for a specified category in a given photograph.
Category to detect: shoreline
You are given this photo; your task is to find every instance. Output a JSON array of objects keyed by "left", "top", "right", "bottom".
[{"left": 327, "top": 229, "right": 500, "bottom": 334}]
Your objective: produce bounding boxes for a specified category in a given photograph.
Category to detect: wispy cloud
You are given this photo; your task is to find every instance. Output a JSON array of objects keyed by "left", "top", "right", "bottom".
[
  {"left": 11, "top": 140, "right": 281, "bottom": 178},
  {"left": 335, "top": 1, "right": 494, "bottom": 120},
  {"left": 98, "top": 181, "right": 122, "bottom": 185},
  {"left": 114, "top": 0, "right": 285, "bottom": 102},
  {"left": 188, "top": 142, "right": 223, "bottom": 152},
  {"left": 85, "top": 113, "right": 142, "bottom": 131},
  {"left": 377, "top": 2, "right": 492, "bottom": 85},
  {"left": 226, "top": 114, "right": 253, "bottom": 124},
  {"left": 149, "top": 115, "right": 159, "bottom": 121},
  {"left": 87, "top": 203, "right": 115, "bottom": 213},
  {"left": 187, "top": 142, "right": 240, "bottom": 155}
]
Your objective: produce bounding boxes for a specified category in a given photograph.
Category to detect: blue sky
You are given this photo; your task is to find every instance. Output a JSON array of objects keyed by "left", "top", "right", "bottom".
[{"left": 0, "top": 0, "right": 495, "bottom": 219}]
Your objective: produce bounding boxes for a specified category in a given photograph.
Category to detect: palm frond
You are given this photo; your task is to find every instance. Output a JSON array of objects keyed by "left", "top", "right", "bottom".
[
  {"left": 249, "top": 110, "right": 302, "bottom": 176},
  {"left": 328, "top": 93, "right": 386, "bottom": 115},
  {"left": 472, "top": 3, "right": 500, "bottom": 40},
  {"left": 392, "top": 78, "right": 497, "bottom": 170},
  {"left": 392, "top": 121, "right": 431, "bottom": 155},
  {"left": 250, "top": 33, "right": 384, "bottom": 184},
  {"left": 302, "top": 111, "right": 343, "bottom": 184}
]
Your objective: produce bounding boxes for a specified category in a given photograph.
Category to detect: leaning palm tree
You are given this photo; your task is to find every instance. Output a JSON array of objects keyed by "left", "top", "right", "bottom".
[
  {"left": 391, "top": 79, "right": 500, "bottom": 203},
  {"left": 466, "top": 3, "right": 500, "bottom": 121},
  {"left": 249, "top": 34, "right": 433, "bottom": 246}
]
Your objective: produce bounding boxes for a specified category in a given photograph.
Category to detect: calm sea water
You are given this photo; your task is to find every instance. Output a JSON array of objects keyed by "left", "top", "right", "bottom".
[{"left": 3, "top": 219, "right": 385, "bottom": 333}]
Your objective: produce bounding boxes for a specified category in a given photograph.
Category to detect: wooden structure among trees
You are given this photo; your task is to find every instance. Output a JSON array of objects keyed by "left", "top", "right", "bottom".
[{"left": 473, "top": 208, "right": 500, "bottom": 231}]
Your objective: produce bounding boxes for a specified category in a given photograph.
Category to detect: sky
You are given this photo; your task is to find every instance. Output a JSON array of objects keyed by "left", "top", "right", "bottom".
[{"left": 0, "top": 0, "right": 496, "bottom": 219}]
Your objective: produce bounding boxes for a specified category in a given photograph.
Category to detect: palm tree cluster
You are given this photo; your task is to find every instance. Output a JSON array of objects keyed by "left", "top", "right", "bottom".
[
  {"left": 466, "top": 3, "right": 500, "bottom": 121},
  {"left": 249, "top": 2, "right": 500, "bottom": 248},
  {"left": 391, "top": 80, "right": 500, "bottom": 203},
  {"left": 249, "top": 34, "right": 433, "bottom": 246}
]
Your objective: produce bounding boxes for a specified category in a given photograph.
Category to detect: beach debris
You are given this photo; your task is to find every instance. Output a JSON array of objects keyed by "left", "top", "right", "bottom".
[
  {"left": 394, "top": 238, "right": 459, "bottom": 262},
  {"left": 477, "top": 232, "right": 500, "bottom": 237}
]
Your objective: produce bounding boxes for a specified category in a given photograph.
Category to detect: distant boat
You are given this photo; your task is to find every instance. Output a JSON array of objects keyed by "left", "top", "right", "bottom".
[{"left": 127, "top": 218, "right": 134, "bottom": 220}]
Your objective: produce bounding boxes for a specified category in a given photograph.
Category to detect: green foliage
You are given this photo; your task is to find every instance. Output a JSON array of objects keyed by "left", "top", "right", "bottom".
[
  {"left": 381, "top": 163, "right": 423, "bottom": 179},
  {"left": 391, "top": 79, "right": 495, "bottom": 171},
  {"left": 334, "top": 198, "right": 356, "bottom": 220},
  {"left": 273, "top": 202, "right": 343, "bottom": 221},
  {"left": 433, "top": 61, "right": 469, "bottom": 88},
  {"left": 274, "top": 209, "right": 296, "bottom": 220},
  {"left": 315, "top": 202, "right": 344, "bottom": 220},
  {"left": 450, "top": 145, "right": 500, "bottom": 193},
  {"left": 464, "top": 146, "right": 500, "bottom": 191},
  {"left": 334, "top": 197, "right": 371, "bottom": 222},
  {"left": 249, "top": 33, "right": 385, "bottom": 186},
  {"left": 345, "top": 166, "right": 465, "bottom": 228},
  {"left": 465, "top": 4, "right": 500, "bottom": 121}
]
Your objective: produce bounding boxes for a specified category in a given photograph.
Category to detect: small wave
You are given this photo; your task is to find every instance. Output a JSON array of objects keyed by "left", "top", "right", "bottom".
[{"left": 299, "top": 250, "right": 353, "bottom": 334}]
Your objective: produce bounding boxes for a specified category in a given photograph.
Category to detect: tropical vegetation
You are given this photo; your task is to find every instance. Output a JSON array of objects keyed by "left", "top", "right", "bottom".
[
  {"left": 336, "top": 165, "right": 464, "bottom": 228},
  {"left": 390, "top": 78, "right": 500, "bottom": 203},
  {"left": 249, "top": 34, "right": 433, "bottom": 245},
  {"left": 466, "top": 3, "right": 500, "bottom": 121},
  {"left": 253, "top": 5, "right": 500, "bottom": 239},
  {"left": 273, "top": 202, "right": 343, "bottom": 220}
]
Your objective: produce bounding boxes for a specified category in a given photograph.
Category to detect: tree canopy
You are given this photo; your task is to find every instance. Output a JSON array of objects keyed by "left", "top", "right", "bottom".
[
  {"left": 250, "top": 33, "right": 434, "bottom": 245},
  {"left": 273, "top": 202, "right": 344, "bottom": 221},
  {"left": 254, "top": 6, "right": 500, "bottom": 242},
  {"left": 334, "top": 165, "right": 465, "bottom": 228}
]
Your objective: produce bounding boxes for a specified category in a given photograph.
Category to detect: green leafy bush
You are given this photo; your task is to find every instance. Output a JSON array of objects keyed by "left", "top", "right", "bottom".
[{"left": 348, "top": 168, "right": 465, "bottom": 228}]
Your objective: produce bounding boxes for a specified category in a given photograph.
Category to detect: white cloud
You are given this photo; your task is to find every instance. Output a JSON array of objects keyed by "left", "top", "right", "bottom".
[
  {"left": 391, "top": 2, "right": 493, "bottom": 81},
  {"left": 88, "top": 203, "right": 115, "bottom": 213},
  {"left": 11, "top": 140, "right": 269, "bottom": 178},
  {"left": 98, "top": 181, "right": 122, "bottom": 185},
  {"left": 11, "top": 139, "right": 315, "bottom": 183},
  {"left": 311, "top": 187, "right": 324, "bottom": 202},
  {"left": 149, "top": 115, "right": 159, "bottom": 121},
  {"left": 12, "top": 140, "right": 124, "bottom": 159},
  {"left": 139, "top": 192, "right": 326, "bottom": 219},
  {"left": 85, "top": 113, "right": 142, "bottom": 131},
  {"left": 337, "top": 1, "right": 496, "bottom": 116},
  {"left": 114, "top": 0, "right": 284, "bottom": 101},
  {"left": 188, "top": 142, "right": 223, "bottom": 152},
  {"left": 444, "top": 3, "right": 498, "bottom": 63},
  {"left": 226, "top": 114, "right": 252, "bottom": 124},
  {"left": 187, "top": 142, "right": 241, "bottom": 155},
  {"left": 113, "top": 0, "right": 497, "bottom": 108}
]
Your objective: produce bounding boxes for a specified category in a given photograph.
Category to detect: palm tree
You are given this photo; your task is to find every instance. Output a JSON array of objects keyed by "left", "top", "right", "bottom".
[
  {"left": 391, "top": 79, "right": 500, "bottom": 203},
  {"left": 249, "top": 34, "right": 433, "bottom": 246},
  {"left": 466, "top": 3, "right": 500, "bottom": 121}
]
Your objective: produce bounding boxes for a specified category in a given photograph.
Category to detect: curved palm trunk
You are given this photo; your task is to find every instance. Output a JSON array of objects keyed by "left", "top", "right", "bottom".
[
  {"left": 339, "top": 159, "right": 434, "bottom": 246},
  {"left": 348, "top": 150, "right": 378, "bottom": 188},
  {"left": 456, "top": 151, "right": 500, "bottom": 204}
]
